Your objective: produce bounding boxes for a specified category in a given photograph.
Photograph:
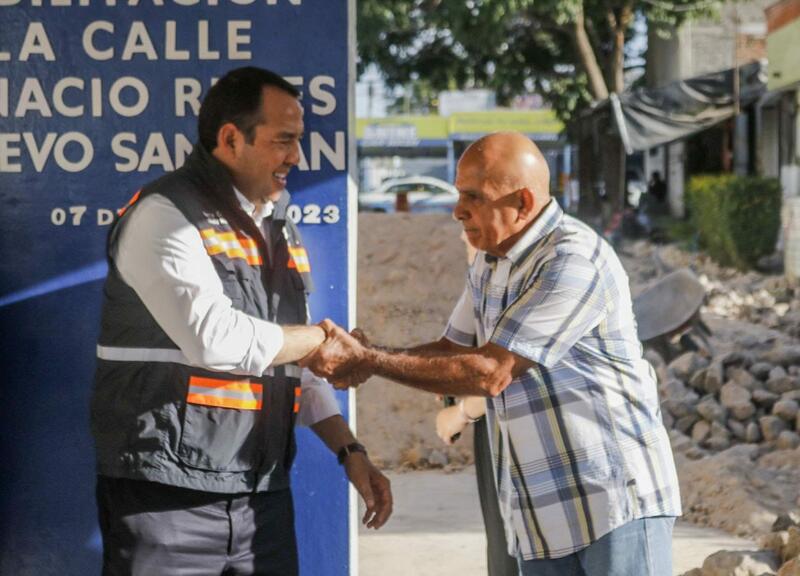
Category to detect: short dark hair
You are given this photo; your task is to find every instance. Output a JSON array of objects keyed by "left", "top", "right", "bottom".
[{"left": 197, "top": 66, "right": 300, "bottom": 152}]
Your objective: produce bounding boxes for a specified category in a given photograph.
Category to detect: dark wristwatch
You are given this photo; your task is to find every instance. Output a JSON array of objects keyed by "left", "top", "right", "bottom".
[{"left": 337, "top": 442, "right": 367, "bottom": 465}]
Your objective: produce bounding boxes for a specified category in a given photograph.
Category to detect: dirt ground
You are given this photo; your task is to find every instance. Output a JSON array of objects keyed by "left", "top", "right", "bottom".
[{"left": 356, "top": 213, "right": 473, "bottom": 470}]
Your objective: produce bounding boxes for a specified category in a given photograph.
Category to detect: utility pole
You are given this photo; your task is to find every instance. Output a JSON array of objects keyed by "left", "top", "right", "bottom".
[{"left": 733, "top": 4, "right": 740, "bottom": 116}]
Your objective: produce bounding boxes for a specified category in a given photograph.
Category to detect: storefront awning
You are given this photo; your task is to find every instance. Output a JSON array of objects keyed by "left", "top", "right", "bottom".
[{"left": 603, "top": 60, "right": 768, "bottom": 151}]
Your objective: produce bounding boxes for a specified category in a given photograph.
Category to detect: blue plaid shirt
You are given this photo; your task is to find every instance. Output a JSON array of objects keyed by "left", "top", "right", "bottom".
[{"left": 445, "top": 200, "right": 681, "bottom": 560}]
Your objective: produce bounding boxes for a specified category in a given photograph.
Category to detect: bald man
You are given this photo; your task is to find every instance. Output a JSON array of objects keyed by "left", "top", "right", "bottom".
[{"left": 305, "top": 132, "right": 681, "bottom": 576}]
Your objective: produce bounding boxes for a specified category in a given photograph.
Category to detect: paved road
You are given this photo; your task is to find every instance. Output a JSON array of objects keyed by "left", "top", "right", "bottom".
[{"left": 359, "top": 470, "right": 756, "bottom": 576}]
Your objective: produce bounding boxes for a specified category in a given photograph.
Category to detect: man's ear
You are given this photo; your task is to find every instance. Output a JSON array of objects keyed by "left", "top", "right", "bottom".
[
  {"left": 216, "top": 123, "right": 242, "bottom": 158},
  {"left": 517, "top": 187, "right": 535, "bottom": 220}
]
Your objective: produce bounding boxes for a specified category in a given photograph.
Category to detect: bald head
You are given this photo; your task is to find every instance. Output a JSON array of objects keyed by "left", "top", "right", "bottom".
[
  {"left": 453, "top": 132, "right": 553, "bottom": 256},
  {"left": 458, "top": 132, "right": 550, "bottom": 206}
]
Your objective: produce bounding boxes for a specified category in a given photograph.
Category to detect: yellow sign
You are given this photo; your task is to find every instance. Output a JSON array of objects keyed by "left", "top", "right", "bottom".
[
  {"left": 356, "top": 109, "right": 564, "bottom": 143},
  {"left": 356, "top": 116, "right": 449, "bottom": 141},
  {"left": 449, "top": 110, "right": 563, "bottom": 135}
]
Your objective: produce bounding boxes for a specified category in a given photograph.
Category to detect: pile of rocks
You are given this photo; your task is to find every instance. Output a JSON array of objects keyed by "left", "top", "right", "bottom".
[
  {"left": 651, "top": 344, "right": 800, "bottom": 458},
  {"left": 758, "top": 514, "right": 800, "bottom": 576},
  {"left": 680, "top": 513, "right": 800, "bottom": 576},
  {"left": 700, "top": 274, "right": 800, "bottom": 338}
]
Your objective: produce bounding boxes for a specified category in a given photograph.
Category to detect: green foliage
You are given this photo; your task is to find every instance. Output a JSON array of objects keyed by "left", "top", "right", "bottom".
[
  {"left": 357, "top": 0, "right": 718, "bottom": 123},
  {"left": 357, "top": 0, "right": 590, "bottom": 122},
  {"left": 686, "top": 175, "right": 782, "bottom": 270}
]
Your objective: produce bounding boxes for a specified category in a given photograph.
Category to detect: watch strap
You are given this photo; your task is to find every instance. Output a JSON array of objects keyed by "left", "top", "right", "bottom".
[{"left": 337, "top": 442, "right": 367, "bottom": 465}]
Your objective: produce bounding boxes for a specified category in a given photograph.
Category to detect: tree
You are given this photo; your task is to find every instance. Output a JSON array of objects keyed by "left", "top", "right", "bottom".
[{"left": 357, "top": 0, "right": 714, "bottom": 122}]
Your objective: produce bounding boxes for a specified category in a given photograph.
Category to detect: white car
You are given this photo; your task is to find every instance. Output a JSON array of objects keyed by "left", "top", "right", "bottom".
[{"left": 359, "top": 176, "right": 459, "bottom": 214}]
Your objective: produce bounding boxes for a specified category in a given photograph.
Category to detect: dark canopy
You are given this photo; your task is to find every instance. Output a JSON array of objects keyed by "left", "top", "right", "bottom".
[{"left": 604, "top": 61, "right": 767, "bottom": 151}]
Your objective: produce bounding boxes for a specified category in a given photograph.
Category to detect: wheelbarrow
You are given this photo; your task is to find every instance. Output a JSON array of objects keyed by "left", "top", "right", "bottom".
[{"left": 632, "top": 267, "right": 712, "bottom": 361}]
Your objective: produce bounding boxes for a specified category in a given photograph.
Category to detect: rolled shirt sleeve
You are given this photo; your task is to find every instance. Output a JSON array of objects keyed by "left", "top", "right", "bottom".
[
  {"left": 443, "top": 285, "right": 478, "bottom": 347},
  {"left": 295, "top": 368, "right": 342, "bottom": 427},
  {"left": 490, "top": 254, "right": 608, "bottom": 368},
  {"left": 114, "top": 194, "right": 285, "bottom": 376}
]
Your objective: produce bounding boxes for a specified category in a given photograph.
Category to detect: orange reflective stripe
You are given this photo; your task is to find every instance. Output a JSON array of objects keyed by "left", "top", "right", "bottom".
[
  {"left": 189, "top": 377, "right": 263, "bottom": 394},
  {"left": 117, "top": 189, "right": 142, "bottom": 216},
  {"left": 187, "top": 393, "right": 261, "bottom": 410},
  {"left": 199, "top": 228, "right": 263, "bottom": 266},
  {"left": 288, "top": 246, "right": 310, "bottom": 273},
  {"left": 213, "top": 231, "right": 238, "bottom": 242},
  {"left": 187, "top": 376, "right": 263, "bottom": 410},
  {"left": 225, "top": 247, "right": 248, "bottom": 260},
  {"left": 293, "top": 386, "right": 301, "bottom": 413}
]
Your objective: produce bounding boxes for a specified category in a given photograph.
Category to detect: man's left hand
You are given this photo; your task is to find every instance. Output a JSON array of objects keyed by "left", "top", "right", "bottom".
[{"left": 344, "top": 453, "right": 393, "bottom": 529}]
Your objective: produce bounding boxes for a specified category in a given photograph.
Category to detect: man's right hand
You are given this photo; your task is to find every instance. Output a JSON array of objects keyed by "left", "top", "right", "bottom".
[
  {"left": 273, "top": 324, "right": 326, "bottom": 366},
  {"left": 328, "top": 327, "right": 373, "bottom": 388},
  {"left": 300, "top": 319, "right": 373, "bottom": 388}
]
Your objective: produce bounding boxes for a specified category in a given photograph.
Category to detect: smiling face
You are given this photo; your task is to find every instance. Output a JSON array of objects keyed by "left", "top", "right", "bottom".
[{"left": 223, "top": 86, "right": 304, "bottom": 205}]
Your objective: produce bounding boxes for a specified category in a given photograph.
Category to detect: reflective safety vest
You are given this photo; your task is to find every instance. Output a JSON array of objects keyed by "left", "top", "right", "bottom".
[{"left": 91, "top": 144, "right": 312, "bottom": 494}]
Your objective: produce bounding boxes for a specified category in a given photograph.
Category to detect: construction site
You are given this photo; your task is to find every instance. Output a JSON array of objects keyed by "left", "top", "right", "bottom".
[{"left": 2, "top": 0, "right": 800, "bottom": 575}]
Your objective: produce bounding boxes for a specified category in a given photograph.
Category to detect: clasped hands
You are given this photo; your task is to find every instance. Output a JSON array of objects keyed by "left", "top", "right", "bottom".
[{"left": 300, "top": 319, "right": 372, "bottom": 389}]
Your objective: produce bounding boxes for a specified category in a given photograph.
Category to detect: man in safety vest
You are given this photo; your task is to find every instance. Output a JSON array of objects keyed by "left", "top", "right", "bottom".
[{"left": 91, "top": 66, "right": 391, "bottom": 575}]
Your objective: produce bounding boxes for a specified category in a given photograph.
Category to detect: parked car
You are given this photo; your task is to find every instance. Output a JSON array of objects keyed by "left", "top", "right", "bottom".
[{"left": 359, "top": 176, "right": 459, "bottom": 213}]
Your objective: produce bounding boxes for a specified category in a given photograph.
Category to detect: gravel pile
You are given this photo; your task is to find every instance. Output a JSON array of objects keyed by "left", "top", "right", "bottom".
[
  {"left": 651, "top": 345, "right": 800, "bottom": 458},
  {"left": 680, "top": 513, "right": 800, "bottom": 575}
]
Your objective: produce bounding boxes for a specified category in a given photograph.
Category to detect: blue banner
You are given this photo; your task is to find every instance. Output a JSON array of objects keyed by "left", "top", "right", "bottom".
[{"left": 0, "top": 3, "right": 353, "bottom": 574}]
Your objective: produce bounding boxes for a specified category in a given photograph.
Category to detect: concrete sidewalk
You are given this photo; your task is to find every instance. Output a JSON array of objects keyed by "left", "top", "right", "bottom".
[{"left": 359, "top": 470, "right": 756, "bottom": 576}]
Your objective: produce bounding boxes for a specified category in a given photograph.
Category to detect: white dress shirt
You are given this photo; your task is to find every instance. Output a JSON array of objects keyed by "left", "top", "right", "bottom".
[{"left": 114, "top": 190, "right": 340, "bottom": 427}]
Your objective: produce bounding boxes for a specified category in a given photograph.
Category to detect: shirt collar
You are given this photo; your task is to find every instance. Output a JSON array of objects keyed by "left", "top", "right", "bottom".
[
  {"left": 233, "top": 187, "right": 274, "bottom": 226},
  {"left": 494, "top": 199, "right": 563, "bottom": 265}
]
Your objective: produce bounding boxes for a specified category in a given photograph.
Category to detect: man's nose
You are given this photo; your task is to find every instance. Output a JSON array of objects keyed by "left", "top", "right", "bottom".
[
  {"left": 286, "top": 141, "right": 301, "bottom": 166},
  {"left": 453, "top": 198, "right": 467, "bottom": 221}
]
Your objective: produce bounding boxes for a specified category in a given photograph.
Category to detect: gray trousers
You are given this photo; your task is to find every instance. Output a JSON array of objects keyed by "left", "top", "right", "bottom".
[
  {"left": 96, "top": 476, "right": 298, "bottom": 576},
  {"left": 474, "top": 417, "right": 519, "bottom": 576}
]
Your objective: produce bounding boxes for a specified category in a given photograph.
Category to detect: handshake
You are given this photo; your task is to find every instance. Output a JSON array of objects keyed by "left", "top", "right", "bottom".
[{"left": 300, "top": 319, "right": 373, "bottom": 390}]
